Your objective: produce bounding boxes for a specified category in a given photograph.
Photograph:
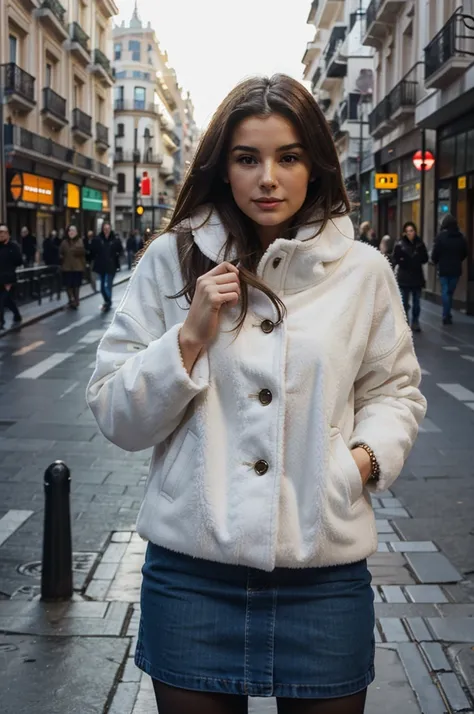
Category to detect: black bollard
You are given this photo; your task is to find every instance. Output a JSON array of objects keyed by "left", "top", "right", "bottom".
[{"left": 41, "top": 461, "right": 73, "bottom": 601}]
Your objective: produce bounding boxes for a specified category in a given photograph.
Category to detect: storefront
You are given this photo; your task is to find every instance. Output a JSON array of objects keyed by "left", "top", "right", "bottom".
[
  {"left": 64, "top": 183, "right": 81, "bottom": 227},
  {"left": 7, "top": 170, "right": 60, "bottom": 247},
  {"left": 81, "top": 187, "right": 110, "bottom": 235}
]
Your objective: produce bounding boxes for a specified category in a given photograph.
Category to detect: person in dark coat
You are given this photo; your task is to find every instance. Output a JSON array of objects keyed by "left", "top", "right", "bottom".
[
  {"left": 0, "top": 224, "right": 23, "bottom": 329},
  {"left": 20, "top": 226, "right": 38, "bottom": 267},
  {"left": 90, "top": 222, "right": 123, "bottom": 312},
  {"left": 392, "top": 221, "right": 429, "bottom": 333},
  {"left": 431, "top": 214, "right": 468, "bottom": 325},
  {"left": 42, "top": 230, "right": 61, "bottom": 267},
  {"left": 126, "top": 229, "right": 144, "bottom": 270}
]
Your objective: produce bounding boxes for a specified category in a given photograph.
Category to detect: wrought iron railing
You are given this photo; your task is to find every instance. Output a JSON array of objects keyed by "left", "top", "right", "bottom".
[
  {"left": 75, "top": 152, "right": 93, "bottom": 171},
  {"left": 365, "top": 0, "right": 379, "bottom": 32},
  {"left": 2, "top": 63, "right": 35, "bottom": 103},
  {"left": 94, "top": 49, "right": 113, "bottom": 78},
  {"left": 324, "top": 25, "right": 346, "bottom": 71},
  {"left": 389, "top": 78, "right": 417, "bottom": 113},
  {"left": 368, "top": 95, "right": 390, "bottom": 134},
  {"left": 425, "top": 10, "right": 474, "bottom": 81},
  {"left": 40, "top": 0, "right": 66, "bottom": 24},
  {"left": 72, "top": 108, "right": 92, "bottom": 135},
  {"left": 43, "top": 87, "right": 67, "bottom": 120},
  {"left": 96, "top": 123, "right": 109, "bottom": 145},
  {"left": 69, "top": 22, "right": 89, "bottom": 52}
]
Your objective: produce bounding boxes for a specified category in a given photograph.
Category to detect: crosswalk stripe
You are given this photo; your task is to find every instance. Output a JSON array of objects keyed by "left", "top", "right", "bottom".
[
  {"left": 461, "top": 355, "right": 474, "bottom": 363},
  {"left": 16, "top": 352, "right": 72, "bottom": 379},
  {"left": 437, "top": 383, "right": 474, "bottom": 401},
  {"left": 57, "top": 315, "right": 95, "bottom": 335},
  {"left": 13, "top": 341, "right": 45, "bottom": 356}
]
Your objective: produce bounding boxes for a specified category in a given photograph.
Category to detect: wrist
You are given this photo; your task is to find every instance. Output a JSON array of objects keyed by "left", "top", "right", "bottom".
[{"left": 179, "top": 325, "right": 205, "bottom": 352}]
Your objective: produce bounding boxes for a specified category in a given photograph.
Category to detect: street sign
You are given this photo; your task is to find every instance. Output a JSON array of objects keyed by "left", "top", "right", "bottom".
[
  {"left": 136, "top": 205, "right": 145, "bottom": 216},
  {"left": 375, "top": 173, "right": 398, "bottom": 189},
  {"left": 413, "top": 150, "right": 435, "bottom": 171}
]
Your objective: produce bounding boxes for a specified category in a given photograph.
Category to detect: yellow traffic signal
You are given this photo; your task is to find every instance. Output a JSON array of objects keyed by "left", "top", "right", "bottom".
[
  {"left": 375, "top": 173, "right": 398, "bottom": 189},
  {"left": 136, "top": 205, "right": 145, "bottom": 216}
]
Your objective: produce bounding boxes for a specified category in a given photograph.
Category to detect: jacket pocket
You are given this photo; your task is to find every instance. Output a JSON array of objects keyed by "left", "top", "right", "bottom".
[
  {"left": 160, "top": 429, "right": 198, "bottom": 502},
  {"left": 329, "top": 428, "right": 364, "bottom": 505}
]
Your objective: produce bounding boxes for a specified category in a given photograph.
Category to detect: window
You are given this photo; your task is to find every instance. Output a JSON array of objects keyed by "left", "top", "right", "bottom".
[
  {"left": 73, "top": 83, "right": 81, "bottom": 108},
  {"left": 96, "top": 95, "right": 104, "bottom": 123},
  {"left": 9, "top": 35, "right": 17, "bottom": 64},
  {"left": 114, "top": 85, "right": 124, "bottom": 109},
  {"left": 114, "top": 43, "right": 122, "bottom": 61},
  {"left": 45, "top": 63, "right": 52, "bottom": 88},
  {"left": 117, "top": 173, "right": 126, "bottom": 193},
  {"left": 116, "top": 123, "right": 125, "bottom": 138},
  {"left": 134, "top": 86, "right": 146, "bottom": 110},
  {"left": 115, "top": 71, "right": 127, "bottom": 79},
  {"left": 129, "top": 40, "right": 141, "bottom": 62},
  {"left": 132, "top": 71, "right": 150, "bottom": 80}
]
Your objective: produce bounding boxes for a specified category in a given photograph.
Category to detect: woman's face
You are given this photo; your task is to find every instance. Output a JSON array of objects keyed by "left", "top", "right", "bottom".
[
  {"left": 405, "top": 225, "right": 416, "bottom": 241},
  {"left": 226, "top": 113, "right": 312, "bottom": 238},
  {"left": 68, "top": 226, "right": 78, "bottom": 239}
]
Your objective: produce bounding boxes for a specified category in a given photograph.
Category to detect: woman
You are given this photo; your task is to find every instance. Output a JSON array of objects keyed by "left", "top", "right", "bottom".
[
  {"left": 379, "top": 234, "right": 394, "bottom": 266},
  {"left": 59, "top": 224, "right": 86, "bottom": 309},
  {"left": 87, "top": 75, "right": 426, "bottom": 714},
  {"left": 431, "top": 214, "right": 468, "bottom": 325},
  {"left": 392, "top": 222, "right": 428, "bottom": 333}
]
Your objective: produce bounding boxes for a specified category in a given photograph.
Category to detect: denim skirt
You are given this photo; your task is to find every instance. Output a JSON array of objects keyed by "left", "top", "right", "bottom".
[{"left": 135, "top": 543, "right": 375, "bottom": 699}]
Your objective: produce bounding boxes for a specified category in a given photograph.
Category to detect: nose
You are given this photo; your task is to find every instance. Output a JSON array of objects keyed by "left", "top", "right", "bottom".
[{"left": 259, "top": 160, "right": 278, "bottom": 190}]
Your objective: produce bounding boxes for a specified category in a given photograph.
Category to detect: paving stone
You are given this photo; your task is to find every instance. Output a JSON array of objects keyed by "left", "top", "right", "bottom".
[
  {"left": 365, "top": 646, "right": 422, "bottom": 714},
  {"left": 420, "top": 643, "right": 451, "bottom": 672},
  {"left": 122, "top": 658, "right": 142, "bottom": 683},
  {"left": 375, "top": 603, "right": 439, "bottom": 619},
  {"left": 372, "top": 586, "right": 382, "bottom": 603},
  {"left": 379, "top": 618, "right": 411, "bottom": 642},
  {"left": 85, "top": 579, "right": 110, "bottom": 600},
  {"left": 102, "top": 542, "right": 129, "bottom": 563},
  {"left": 405, "top": 552, "right": 463, "bottom": 584},
  {"left": 378, "top": 533, "right": 400, "bottom": 542},
  {"left": 390, "top": 541, "right": 438, "bottom": 553},
  {"left": 376, "top": 519, "right": 395, "bottom": 533},
  {"left": 93, "top": 562, "right": 120, "bottom": 580},
  {"left": 379, "top": 498, "right": 404, "bottom": 508},
  {"left": 112, "top": 531, "right": 133, "bottom": 543},
  {"left": 381, "top": 586, "right": 407, "bottom": 603},
  {"left": 375, "top": 507, "right": 411, "bottom": 518},
  {"left": 397, "top": 642, "right": 448, "bottom": 714},
  {"left": 437, "top": 672, "right": 471, "bottom": 712},
  {"left": 437, "top": 604, "right": 474, "bottom": 617},
  {"left": 377, "top": 542, "right": 389, "bottom": 552},
  {"left": 108, "top": 682, "right": 140, "bottom": 714},
  {"left": 448, "top": 644, "right": 474, "bottom": 700},
  {"left": 405, "top": 585, "right": 449, "bottom": 604},
  {"left": 427, "top": 618, "right": 474, "bottom": 643},
  {"left": 405, "top": 618, "right": 433, "bottom": 643}
]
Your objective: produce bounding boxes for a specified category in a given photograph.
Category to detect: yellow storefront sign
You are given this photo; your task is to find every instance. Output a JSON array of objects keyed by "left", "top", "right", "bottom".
[
  {"left": 10, "top": 172, "right": 54, "bottom": 205},
  {"left": 375, "top": 173, "right": 398, "bottom": 189},
  {"left": 66, "top": 183, "right": 80, "bottom": 209},
  {"left": 458, "top": 176, "right": 467, "bottom": 190},
  {"left": 102, "top": 192, "right": 109, "bottom": 211}
]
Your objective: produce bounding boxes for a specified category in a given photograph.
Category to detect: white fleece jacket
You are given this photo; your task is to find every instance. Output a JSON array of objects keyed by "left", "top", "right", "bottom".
[{"left": 87, "top": 207, "right": 426, "bottom": 571}]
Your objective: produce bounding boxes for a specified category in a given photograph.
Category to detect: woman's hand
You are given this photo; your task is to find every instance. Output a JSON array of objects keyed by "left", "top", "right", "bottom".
[
  {"left": 179, "top": 262, "right": 240, "bottom": 374},
  {"left": 351, "top": 447, "right": 372, "bottom": 486}
]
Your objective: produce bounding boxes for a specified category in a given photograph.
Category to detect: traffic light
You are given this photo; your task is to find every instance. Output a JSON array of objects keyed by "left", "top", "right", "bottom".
[
  {"left": 141, "top": 171, "right": 151, "bottom": 197},
  {"left": 135, "top": 176, "right": 141, "bottom": 194},
  {"left": 136, "top": 205, "right": 144, "bottom": 216}
]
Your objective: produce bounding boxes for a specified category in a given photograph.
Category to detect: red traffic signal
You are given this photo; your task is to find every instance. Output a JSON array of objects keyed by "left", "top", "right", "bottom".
[
  {"left": 141, "top": 171, "right": 151, "bottom": 197},
  {"left": 413, "top": 150, "right": 435, "bottom": 171}
]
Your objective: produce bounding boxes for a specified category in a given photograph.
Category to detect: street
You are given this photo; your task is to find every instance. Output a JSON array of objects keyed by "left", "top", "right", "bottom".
[{"left": 0, "top": 287, "right": 473, "bottom": 714}]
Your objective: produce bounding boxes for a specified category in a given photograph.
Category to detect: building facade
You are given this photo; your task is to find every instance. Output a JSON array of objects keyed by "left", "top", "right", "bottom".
[
  {"left": 0, "top": 0, "right": 117, "bottom": 244},
  {"left": 303, "top": 0, "right": 374, "bottom": 220},
  {"left": 361, "top": 0, "right": 474, "bottom": 312},
  {"left": 112, "top": 5, "right": 199, "bottom": 235}
]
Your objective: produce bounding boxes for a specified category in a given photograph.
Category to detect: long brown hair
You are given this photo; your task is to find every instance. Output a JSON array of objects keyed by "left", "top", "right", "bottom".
[{"left": 143, "top": 74, "right": 350, "bottom": 328}]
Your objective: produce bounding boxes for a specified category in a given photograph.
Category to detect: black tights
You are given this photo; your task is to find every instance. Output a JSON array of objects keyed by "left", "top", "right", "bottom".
[{"left": 152, "top": 680, "right": 367, "bottom": 714}]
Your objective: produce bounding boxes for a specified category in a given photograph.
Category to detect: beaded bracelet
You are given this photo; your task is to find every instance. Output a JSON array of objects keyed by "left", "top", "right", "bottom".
[{"left": 354, "top": 443, "right": 380, "bottom": 482}]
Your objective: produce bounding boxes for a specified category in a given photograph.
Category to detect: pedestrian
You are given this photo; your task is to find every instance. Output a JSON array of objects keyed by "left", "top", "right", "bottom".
[
  {"left": 357, "top": 221, "right": 379, "bottom": 249},
  {"left": 42, "top": 230, "right": 61, "bottom": 267},
  {"left": 126, "top": 229, "right": 144, "bottom": 270},
  {"left": 87, "top": 74, "right": 426, "bottom": 714},
  {"left": 90, "top": 222, "right": 123, "bottom": 313},
  {"left": 392, "top": 221, "right": 428, "bottom": 333},
  {"left": 0, "top": 223, "right": 23, "bottom": 330},
  {"left": 379, "top": 234, "right": 394, "bottom": 266},
  {"left": 431, "top": 214, "right": 468, "bottom": 325},
  {"left": 59, "top": 224, "right": 86, "bottom": 309},
  {"left": 20, "top": 226, "right": 38, "bottom": 267}
]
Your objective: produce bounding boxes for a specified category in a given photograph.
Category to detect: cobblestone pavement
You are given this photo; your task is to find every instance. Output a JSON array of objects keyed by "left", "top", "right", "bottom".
[{"left": 0, "top": 287, "right": 473, "bottom": 713}]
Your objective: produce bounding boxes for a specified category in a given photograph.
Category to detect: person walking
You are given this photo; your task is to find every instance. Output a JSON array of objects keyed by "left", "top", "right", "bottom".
[
  {"left": 357, "top": 221, "right": 379, "bottom": 249},
  {"left": 0, "top": 224, "right": 23, "bottom": 330},
  {"left": 59, "top": 224, "right": 86, "bottom": 309},
  {"left": 431, "top": 214, "right": 468, "bottom": 325},
  {"left": 42, "top": 230, "right": 61, "bottom": 267},
  {"left": 392, "top": 221, "right": 428, "bottom": 333},
  {"left": 90, "top": 222, "right": 123, "bottom": 313},
  {"left": 126, "top": 229, "right": 144, "bottom": 270},
  {"left": 87, "top": 74, "right": 426, "bottom": 714},
  {"left": 20, "top": 226, "right": 38, "bottom": 267}
]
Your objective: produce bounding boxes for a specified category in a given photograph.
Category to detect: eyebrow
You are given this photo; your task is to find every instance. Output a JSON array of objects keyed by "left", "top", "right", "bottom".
[{"left": 231, "top": 142, "right": 305, "bottom": 153}]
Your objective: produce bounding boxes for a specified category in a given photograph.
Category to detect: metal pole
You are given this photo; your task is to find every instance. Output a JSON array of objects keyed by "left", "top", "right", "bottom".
[
  {"left": 41, "top": 461, "right": 73, "bottom": 601},
  {"left": 420, "top": 129, "right": 426, "bottom": 242},
  {"left": 132, "top": 127, "right": 138, "bottom": 232},
  {"left": 358, "top": 94, "right": 364, "bottom": 227},
  {"left": 0, "top": 77, "right": 7, "bottom": 223}
]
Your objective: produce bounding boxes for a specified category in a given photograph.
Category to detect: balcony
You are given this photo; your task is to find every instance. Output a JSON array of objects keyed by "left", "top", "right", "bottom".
[
  {"left": 42, "top": 87, "right": 67, "bottom": 130},
  {"left": 114, "top": 99, "right": 158, "bottom": 114},
  {"left": 114, "top": 150, "right": 163, "bottom": 166},
  {"left": 368, "top": 96, "right": 392, "bottom": 138},
  {"left": 36, "top": 0, "right": 68, "bottom": 42},
  {"left": 91, "top": 49, "right": 114, "bottom": 87},
  {"left": 72, "top": 108, "right": 92, "bottom": 142},
  {"left": 309, "top": 0, "right": 344, "bottom": 31},
  {"left": 67, "top": 22, "right": 90, "bottom": 65},
  {"left": 18, "top": 0, "right": 40, "bottom": 11},
  {"left": 339, "top": 93, "right": 360, "bottom": 128},
  {"left": 96, "top": 122, "right": 109, "bottom": 152},
  {"left": 363, "top": 0, "right": 405, "bottom": 47},
  {"left": 96, "top": 0, "right": 119, "bottom": 19},
  {"left": 389, "top": 76, "right": 417, "bottom": 121},
  {"left": 1, "top": 64, "right": 36, "bottom": 113},
  {"left": 424, "top": 11, "right": 474, "bottom": 90},
  {"left": 324, "top": 25, "right": 347, "bottom": 80},
  {"left": 311, "top": 66, "right": 323, "bottom": 93}
]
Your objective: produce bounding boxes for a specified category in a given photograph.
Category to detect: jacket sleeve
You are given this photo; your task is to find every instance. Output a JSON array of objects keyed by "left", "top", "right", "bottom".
[
  {"left": 13, "top": 242, "right": 23, "bottom": 267},
  {"left": 391, "top": 242, "right": 401, "bottom": 267},
  {"left": 431, "top": 236, "right": 440, "bottom": 264},
  {"left": 419, "top": 242, "right": 429, "bottom": 265},
  {"left": 349, "top": 258, "right": 427, "bottom": 492},
  {"left": 86, "top": 241, "right": 210, "bottom": 452}
]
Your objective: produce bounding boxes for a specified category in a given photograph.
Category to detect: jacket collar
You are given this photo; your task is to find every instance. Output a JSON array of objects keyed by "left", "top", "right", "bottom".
[{"left": 189, "top": 205, "right": 354, "bottom": 293}]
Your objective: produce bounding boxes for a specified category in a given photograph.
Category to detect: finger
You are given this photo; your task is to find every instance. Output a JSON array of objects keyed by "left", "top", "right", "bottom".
[
  {"left": 213, "top": 273, "right": 241, "bottom": 286},
  {"left": 208, "top": 291, "right": 239, "bottom": 311},
  {"left": 207, "top": 262, "right": 239, "bottom": 277},
  {"left": 216, "top": 283, "right": 240, "bottom": 295}
]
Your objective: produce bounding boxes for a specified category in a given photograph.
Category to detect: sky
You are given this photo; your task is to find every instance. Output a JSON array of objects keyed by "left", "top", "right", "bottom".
[{"left": 116, "top": 0, "right": 314, "bottom": 128}]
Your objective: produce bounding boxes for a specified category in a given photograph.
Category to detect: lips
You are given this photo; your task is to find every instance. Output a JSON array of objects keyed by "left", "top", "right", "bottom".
[{"left": 254, "top": 198, "right": 283, "bottom": 204}]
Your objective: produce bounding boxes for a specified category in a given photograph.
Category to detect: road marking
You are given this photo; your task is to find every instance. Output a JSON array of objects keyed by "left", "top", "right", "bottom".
[
  {"left": 60, "top": 381, "right": 80, "bottom": 398},
  {"left": 437, "top": 383, "right": 474, "bottom": 401},
  {"left": 461, "top": 355, "right": 474, "bottom": 363},
  {"left": 80, "top": 330, "right": 104, "bottom": 344},
  {"left": 13, "top": 341, "right": 45, "bottom": 357},
  {"left": 0, "top": 510, "right": 34, "bottom": 547},
  {"left": 16, "top": 352, "right": 72, "bottom": 379},
  {"left": 442, "top": 346, "right": 460, "bottom": 352},
  {"left": 57, "top": 315, "right": 95, "bottom": 335},
  {"left": 420, "top": 368, "right": 431, "bottom": 376},
  {"left": 466, "top": 403, "right": 474, "bottom": 411},
  {"left": 419, "top": 418, "right": 441, "bottom": 433}
]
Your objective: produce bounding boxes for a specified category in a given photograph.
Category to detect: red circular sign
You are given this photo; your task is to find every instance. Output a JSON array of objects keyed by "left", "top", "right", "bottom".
[{"left": 413, "top": 150, "right": 435, "bottom": 171}]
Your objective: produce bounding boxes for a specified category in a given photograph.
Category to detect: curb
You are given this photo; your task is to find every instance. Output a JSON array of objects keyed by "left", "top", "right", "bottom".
[{"left": 0, "top": 274, "right": 131, "bottom": 339}]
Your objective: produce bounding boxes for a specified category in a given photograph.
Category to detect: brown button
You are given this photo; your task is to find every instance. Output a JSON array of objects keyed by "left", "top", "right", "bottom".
[
  {"left": 272, "top": 257, "right": 282, "bottom": 268},
  {"left": 261, "top": 319, "right": 274, "bottom": 334},
  {"left": 258, "top": 389, "right": 272, "bottom": 406},
  {"left": 254, "top": 460, "right": 269, "bottom": 476}
]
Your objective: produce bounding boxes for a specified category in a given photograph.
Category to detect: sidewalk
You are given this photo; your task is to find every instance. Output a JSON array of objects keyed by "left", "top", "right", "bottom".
[
  {"left": 0, "top": 269, "right": 132, "bottom": 338},
  {"left": 1, "top": 491, "right": 473, "bottom": 714}
]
